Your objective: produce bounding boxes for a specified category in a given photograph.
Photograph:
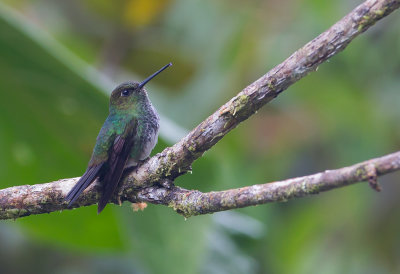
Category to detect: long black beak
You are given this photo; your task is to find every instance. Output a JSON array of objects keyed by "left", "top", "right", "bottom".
[{"left": 138, "top": 63, "right": 172, "bottom": 89}]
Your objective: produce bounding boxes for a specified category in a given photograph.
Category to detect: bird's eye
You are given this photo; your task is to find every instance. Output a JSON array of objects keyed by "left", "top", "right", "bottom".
[{"left": 121, "top": 90, "right": 130, "bottom": 97}]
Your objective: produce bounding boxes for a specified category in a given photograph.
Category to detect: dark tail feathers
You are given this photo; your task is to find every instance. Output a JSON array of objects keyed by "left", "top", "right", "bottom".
[{"left": 65, "top": 164, "right": 102, "bottom": 207}]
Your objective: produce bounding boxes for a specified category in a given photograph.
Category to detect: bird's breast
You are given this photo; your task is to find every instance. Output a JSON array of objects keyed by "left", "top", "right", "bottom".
[{"left": 126, "top": 107, "right": 160, "bottom": 168}]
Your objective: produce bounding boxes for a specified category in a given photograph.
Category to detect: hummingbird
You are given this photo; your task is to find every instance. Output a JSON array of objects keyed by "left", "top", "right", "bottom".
[{"left": 65, "top": 63, "right": 172, "bottom": 213}]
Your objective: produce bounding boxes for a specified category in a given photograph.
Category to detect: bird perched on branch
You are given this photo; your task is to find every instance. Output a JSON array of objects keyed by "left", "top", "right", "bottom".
[{"left": 65, "top": 63, "right": 172, "bottom": 213}]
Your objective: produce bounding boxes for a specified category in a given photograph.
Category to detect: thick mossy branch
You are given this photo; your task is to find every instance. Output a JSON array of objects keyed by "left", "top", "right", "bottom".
[{"left": 0, "top": 0, "right": 399, "bottom": 220}]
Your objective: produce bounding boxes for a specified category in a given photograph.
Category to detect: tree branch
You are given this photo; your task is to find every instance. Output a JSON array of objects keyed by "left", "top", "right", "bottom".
[
  {"left": 139, "top": 151, "right": 400, "bottom": 217},
  {"left": 1, "top": 0, "right": 399, "bottom": 220}
]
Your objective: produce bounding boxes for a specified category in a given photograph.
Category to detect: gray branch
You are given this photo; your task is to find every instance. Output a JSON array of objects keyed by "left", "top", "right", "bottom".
[
  {"left": 1, "top": 0, "right": 399, "bottom": 220},
  {"left": 147, "top": 151, "right": 400, "bottom": 217}
]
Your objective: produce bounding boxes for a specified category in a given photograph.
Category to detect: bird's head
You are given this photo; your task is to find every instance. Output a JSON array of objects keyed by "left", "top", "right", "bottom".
[{"left": 109, "top": 63, "right": 172, "bottom": 113}]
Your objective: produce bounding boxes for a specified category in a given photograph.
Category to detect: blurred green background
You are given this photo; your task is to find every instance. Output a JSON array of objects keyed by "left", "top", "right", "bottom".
[{"left": 0, "top": 0, "right": 399, "bottom": 273}]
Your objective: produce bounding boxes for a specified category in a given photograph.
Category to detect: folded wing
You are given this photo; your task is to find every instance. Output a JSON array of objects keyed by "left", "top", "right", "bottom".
[{"left": 97, "top": 120, "right": 137, "bottom": 213}]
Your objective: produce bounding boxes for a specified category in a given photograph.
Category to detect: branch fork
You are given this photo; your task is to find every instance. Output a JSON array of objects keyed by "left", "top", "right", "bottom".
[{"left": 0, "top": 0, "right": 399, "bottom": 220}]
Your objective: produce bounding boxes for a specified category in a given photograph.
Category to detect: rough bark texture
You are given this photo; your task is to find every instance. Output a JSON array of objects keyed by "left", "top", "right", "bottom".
[
  {"left": 0, "top": 0, "right": 399, "bottom": 220},
  {"left": 1, "top": 151, "right": 399, "bottom": 219},
  {"left": 155, "top": 151, "right": 400, "bottom": 217}
]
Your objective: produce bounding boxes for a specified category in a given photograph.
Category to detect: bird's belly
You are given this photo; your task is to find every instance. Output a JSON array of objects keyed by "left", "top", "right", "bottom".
[{"left": 125, "top": 122, "right": 159, "bottom": 168}]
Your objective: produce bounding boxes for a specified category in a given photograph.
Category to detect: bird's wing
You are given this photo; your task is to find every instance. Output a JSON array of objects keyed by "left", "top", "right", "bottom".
[{"left": 97, "top": 119, "right": 137, "bottom": 213}]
